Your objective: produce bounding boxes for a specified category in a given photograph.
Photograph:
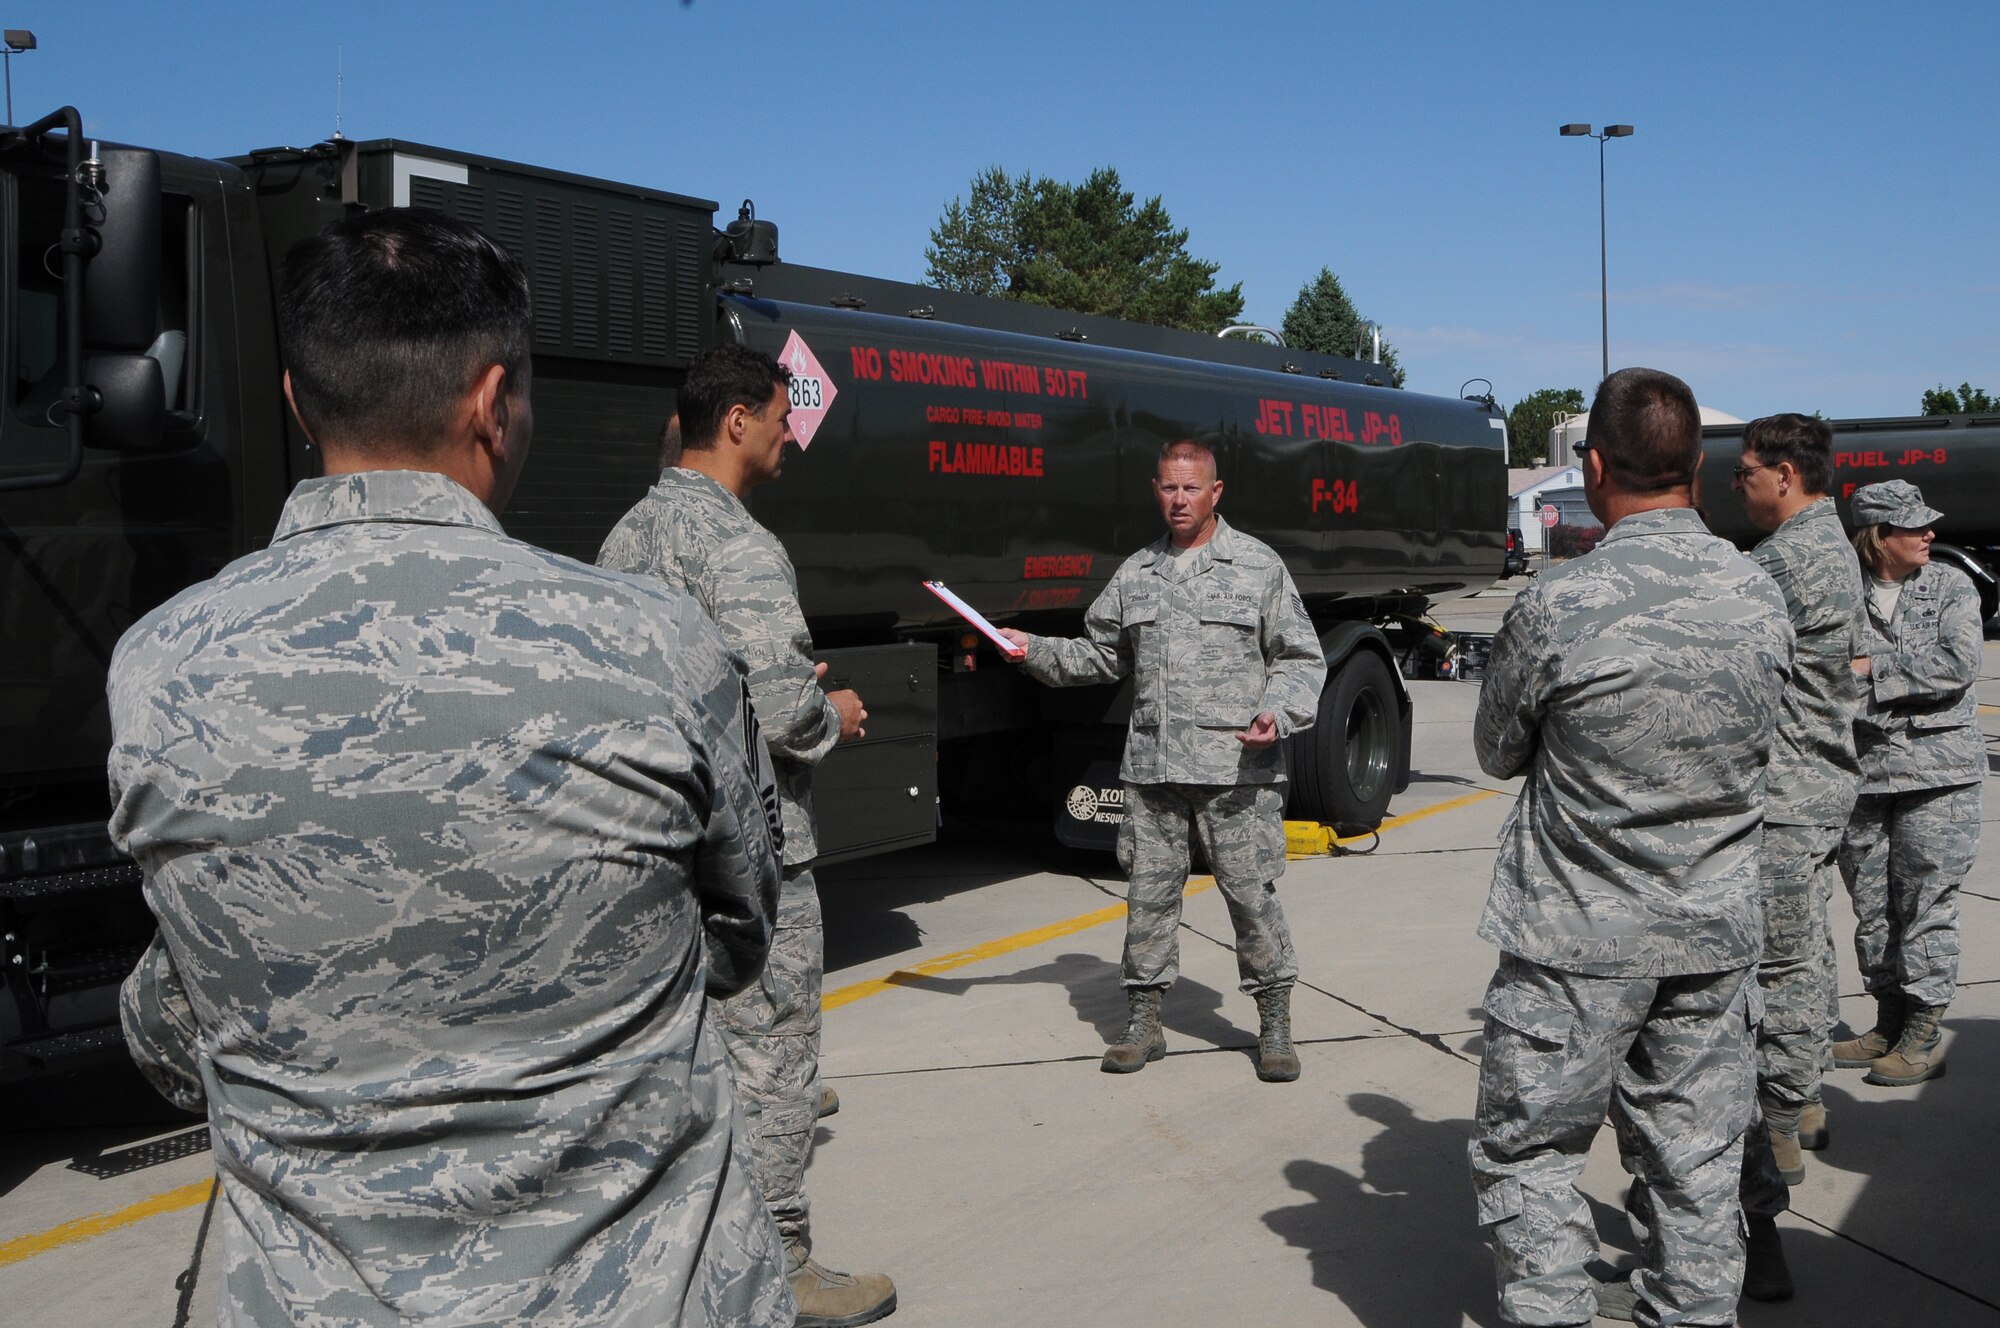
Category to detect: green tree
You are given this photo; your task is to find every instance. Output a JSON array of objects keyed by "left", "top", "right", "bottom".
[
  {"left": 1504, "top": 387, "right": 1587, "bottom": 468},
  {"left": 923, "top": 167, "right": 1020, "bottom": 299},
  {"left": 1279, "top": 267, "right": 1405, "bottom": 387},
  {"left": 1921, "top": 382, "right": 1998, "bottom": 415},
  {"left": 924, "top": 167, "right": 1245, "bottom": 332}
]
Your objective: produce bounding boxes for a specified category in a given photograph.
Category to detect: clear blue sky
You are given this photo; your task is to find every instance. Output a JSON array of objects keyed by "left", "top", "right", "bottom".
[{"left": 14, "top": 1, "right": 1996, "bottom": 420}]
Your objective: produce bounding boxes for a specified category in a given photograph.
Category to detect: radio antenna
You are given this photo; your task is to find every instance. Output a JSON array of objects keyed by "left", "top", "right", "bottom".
[{"left": 332, "top": 44, "right": 345, "bottom": 141}]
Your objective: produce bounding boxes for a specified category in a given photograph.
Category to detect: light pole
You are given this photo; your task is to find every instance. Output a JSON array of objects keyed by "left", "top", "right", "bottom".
[
  {"left": 3, "top": 30, "right": 35, "bottom": 126},
  {"left": 1559, "top": 122, "right": 1632, "bottom": 382}
]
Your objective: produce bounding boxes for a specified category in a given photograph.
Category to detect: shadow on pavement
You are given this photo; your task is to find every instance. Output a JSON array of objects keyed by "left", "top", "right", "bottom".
[
  {"left": 821, "top": 818, "right": 1074, "bottom": 971},
  {"left": 869, "top": 950, "right": 1252, "bottom": 1057},
  {"left": 0, "top": 1059, "right": 202, "bottom": 1196},
  {"left": 1802, "top": 1012, "right": 2000, "bottom": 1305},
  {"left": 1263, "top": 1092, "right": 1505, "bottom": 1327}
]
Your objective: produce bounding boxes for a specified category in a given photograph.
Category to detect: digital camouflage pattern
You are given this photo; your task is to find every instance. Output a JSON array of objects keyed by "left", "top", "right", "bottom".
[
  {"left": 1753, "top": 822, "right": 1844, "bottom": 1119},
  {"left": 598, "top": 465, "right": 838, "bottom": 1256},
  {"left": 1471, "top": 957, "right": 1756, "bottom": 1327},
  {"left": 1749, "top": 497, "right": 1864, "bottom": 827},
  {"left": 1744, "top": 498, "right": 1863, "bottom": 1124},
  {"left": 1021, "top": 517, "right": 1325, "bottom": 785},
  {"left": 1842, "top": 784, "right": 1979, "bottom": 1006},
  {"left": 1115, "top": 782, "right": 1296, "bottom": 993},
  {"left": 1471, "top": 506, "right": 1791, "bottom": 1327},
  {"left": 1022, "top": 517, "right": 1321, "bottom": 999},
  {"left": 717, "top": 862, "right": 824, "bottom": 1250},
  {"left": 1852, "top": 559, "right": 1985, "bottom": 794},
  {"left": 1842, "top": 557, "right": 1984, "bottom": 1009},
  {"left": 111, "top": 470, "right": 793, "bottom": 1327},
  {"left": 1474, "top": 507, "right": 1795, "bottom": 977},
  {"left": 599, "top": 466, "right": 841, "bottom": 865}
]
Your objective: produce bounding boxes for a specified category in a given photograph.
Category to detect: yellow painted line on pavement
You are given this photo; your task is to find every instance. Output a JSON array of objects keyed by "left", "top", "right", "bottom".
[
  {"left": 1337, "top": 788, "right": 1497, "bottom": 843},
  {"left": 825, "top": 880, "right": 1219, "bottom": 1011},
  {"left": 0, "top": 1176, "right": 214, "bottom": 1267},
  {"left": 7, "top": 788, "right": 1501, "bottom": 1268},
  {"left": 827, "top": 787, "right": 1498, "bottom": 1012},
  {"left": 1979, "top": 703, "right": 2000, "bottom": 715}
]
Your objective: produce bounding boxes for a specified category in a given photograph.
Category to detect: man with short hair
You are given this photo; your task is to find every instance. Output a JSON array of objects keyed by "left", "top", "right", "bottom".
[
  {"left": 999, "top": 439, "right": 1326, "bottom": 1082},
  {"left": 599, "top": 343, "right": 895, "bottom": 1328},
  {"left": 113, "top": 209, "right": 793, "bottom": 1326},
  {"left": 1727, "top": 413, "right": 1864, "bottom": 1180},
  {"left": 1469, "top": 368, "right": 1794, "bottom": 1327}
]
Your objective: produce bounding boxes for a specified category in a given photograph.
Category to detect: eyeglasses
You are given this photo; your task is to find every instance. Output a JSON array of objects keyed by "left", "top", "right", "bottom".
[
  {"left": 1572, "top": 440, "right": 1592, "bottom": 456},
  {"left": 1732, "top": 462, "right": 1773, "bottom": 481}
]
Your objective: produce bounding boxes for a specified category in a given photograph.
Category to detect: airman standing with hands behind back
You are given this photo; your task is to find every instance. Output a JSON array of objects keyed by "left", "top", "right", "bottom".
[{"left": 1000, "top": 438, "right": 1326, "bottom": 1083}]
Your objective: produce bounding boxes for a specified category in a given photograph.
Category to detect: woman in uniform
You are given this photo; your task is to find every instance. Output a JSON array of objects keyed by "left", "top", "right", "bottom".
[{"left": 1834, "top": 479, "right": 1985, "bottom": 1086}]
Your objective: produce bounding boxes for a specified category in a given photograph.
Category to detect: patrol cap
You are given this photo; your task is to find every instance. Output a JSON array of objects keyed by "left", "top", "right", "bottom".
[{"left": 1849, "top": 479, "right": 1944, "bottom": 529}]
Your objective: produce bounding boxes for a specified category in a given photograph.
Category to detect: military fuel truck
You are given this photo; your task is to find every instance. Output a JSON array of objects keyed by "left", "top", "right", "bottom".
[
  {"left": 1698, "top": 414, "right": 2000, "bottom": 622},
  {"left": 0, "top": 109, "right": 1508, "bottom": 1082}
]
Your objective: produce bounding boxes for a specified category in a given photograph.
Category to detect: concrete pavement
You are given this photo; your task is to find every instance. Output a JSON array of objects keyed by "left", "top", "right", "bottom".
[{"left": 5, "top": 582, "right": 1999, "bottom": 1325}]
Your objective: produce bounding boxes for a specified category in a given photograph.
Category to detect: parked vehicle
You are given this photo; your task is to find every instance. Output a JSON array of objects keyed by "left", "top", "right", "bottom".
[
  {"left": 0, "top": 112, "right": 1508, "bottom": 1081},
  {"left": 1698, "top": 415, "right": 2000, "bottom": 622}
]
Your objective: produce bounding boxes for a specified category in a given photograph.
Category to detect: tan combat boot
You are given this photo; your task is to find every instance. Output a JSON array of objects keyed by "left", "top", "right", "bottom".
[
  {"left": 1797, "top": 1099, "right": 1829, "bottom": 1151},
  {"left": 1832, "top": 992, "right": 1903, "bottom": 1067},
  {"left": 1101, "top": 986, "right": 1166, "bottom": 1073},
  {"left": 788, "top": 1245, "right": 897, "bottom": 1328},
  {"left": 1767, "top": 1123, "right": 1805, "bottom": 1185},
  {"left": 817, "top": 1084, "right": 840, "bottom": 1118},
  {"left": 1253, "top": 986, "right": 1300, "bottom": 1082},
  {"left": 1864, "top": 1001, "right": 1946, "bottom": 1086}
]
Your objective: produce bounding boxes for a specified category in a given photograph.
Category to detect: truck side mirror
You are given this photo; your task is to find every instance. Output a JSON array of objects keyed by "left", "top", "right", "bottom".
[
  {"left": 83, "top": 147, "right": 162, "bottom": 352},
  {"left": 82, "top": 354, "right": 166, "bottom": 452}
]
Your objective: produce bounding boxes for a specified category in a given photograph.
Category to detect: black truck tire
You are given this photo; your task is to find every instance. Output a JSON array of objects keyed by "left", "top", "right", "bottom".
[{"left": 1286, "top": 650, "right": 1400, "bottom": 835}]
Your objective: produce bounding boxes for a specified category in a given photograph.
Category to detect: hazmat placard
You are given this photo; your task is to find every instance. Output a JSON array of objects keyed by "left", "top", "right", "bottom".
[{"left": 777, "top": 329, "right": 837, "bottom": 449}]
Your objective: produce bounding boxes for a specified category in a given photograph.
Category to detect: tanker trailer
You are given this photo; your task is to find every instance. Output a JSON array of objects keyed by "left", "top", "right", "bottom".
[
  {"left": 0, "top": 124, "right": 1506, "bottom": 1080},
  {"left": 1696, "top": 413, "right": 2000, "bottom": 623},
  {"left": 714, "top": 273, "right": 1510, "bottom": 850}
]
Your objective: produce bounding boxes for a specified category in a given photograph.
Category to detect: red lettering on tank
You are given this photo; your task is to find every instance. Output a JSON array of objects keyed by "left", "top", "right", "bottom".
[
  {"left": 1255, "top": 398, "right": 1296, "bottom": 436},
  {"left": 1300, "top": 403, "right": 1357, "bottom": 442},
  {"left": 1011, "top": 586, "right": 1083, "bottom": 610},
  {"left": 1023, "top": 554, "right": 1095, "bottom": 579},
  {"left": 1361, "top": 411, "right": 1404, "bottom": 446},
  {"left": 979, "top": 359, "right": 1044, "bottom": 393},
  {"left": 928, "top": 441, "right": 1046, "bottom": 477},
  {"left": 1835, "top": 450, "right": 1891, "bottom": 469},
  {"left": 890, "top": 349, "right": 977, "bottom": 388},
  {"left": 849, "top": 346, "right": 884, "bottom": 380},
  {"left": 1310, "top": 478, "right": 1360, "bottom": 514}
]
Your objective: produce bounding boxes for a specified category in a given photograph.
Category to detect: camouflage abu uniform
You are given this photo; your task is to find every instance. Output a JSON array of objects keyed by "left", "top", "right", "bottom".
[
  {"left": 1021, "top": 516, "right": 1325, "bottom": 993},
  {"left": 112, "top": 471, "right": 793, "bottom": 1327},
  {"left": 1842, "top": 557, "right": 1984, "bottom": 1008},
  {"left": 1469, "top": 507, "right": 1793, "bottom": 1327},
  {"left": 599, "top": 465, "right": 840, "bottom": 1255},
  {"left": 1746, "top": 497, "right": 1864, "bottom": 1118}
]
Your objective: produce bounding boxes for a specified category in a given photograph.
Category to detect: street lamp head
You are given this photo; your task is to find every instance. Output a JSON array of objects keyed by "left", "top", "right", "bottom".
[
  {"left": 1605, "top": 124, "right": 1634, "bottom": 138},
  {"left": 1559, "top": 123, "right": 1592, "bottom": 137},
  {"left": 3, "top": 30, "right": 35, "bottom": 53}
]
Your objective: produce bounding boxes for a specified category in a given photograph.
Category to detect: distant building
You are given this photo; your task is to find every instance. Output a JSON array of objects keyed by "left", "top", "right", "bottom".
[
  {"left": 1507, "top": 465, "right": 1585, "bottom": 553},
  {"left": 1516, "top": 404, "right": 1748, "bottom": 553},
  {"left": 1547, "top": 405, "right": 1744, "bottom": 467}
]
